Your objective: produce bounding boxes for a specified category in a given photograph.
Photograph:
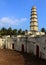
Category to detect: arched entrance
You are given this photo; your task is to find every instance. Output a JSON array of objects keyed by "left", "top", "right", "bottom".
[
  {"left": 12, "top": 44, "right": 14, "bottom": 49},
  {"left": 4, "top": 44, "right": 6, "bottom": 49},
  {"left": 22, "top": 44, "right": 24, "bottom": 52},
  {"left": 36, "top": 45, "right": 39, "bottom": 57}
]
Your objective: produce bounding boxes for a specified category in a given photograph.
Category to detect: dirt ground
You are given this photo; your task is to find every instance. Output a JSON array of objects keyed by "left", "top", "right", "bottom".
[{"left": 0, "top": 49, "right": 46, "bottom": 65}]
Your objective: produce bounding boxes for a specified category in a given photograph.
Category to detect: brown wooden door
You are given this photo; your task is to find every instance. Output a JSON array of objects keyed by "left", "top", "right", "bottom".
[
  {"left": 22, "top": 44, "right": 24, "bottom": 52},
  {"left": 36, "top": 45, "right": 39, "bottom": 57}
]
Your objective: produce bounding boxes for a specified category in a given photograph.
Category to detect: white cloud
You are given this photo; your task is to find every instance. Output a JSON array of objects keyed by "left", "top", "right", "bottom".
[{"left": 0, "top": 17, "right": 27, "bottom": 26}]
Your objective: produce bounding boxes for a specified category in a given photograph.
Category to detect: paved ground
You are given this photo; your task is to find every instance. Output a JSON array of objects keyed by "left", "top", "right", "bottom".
[{"left": 0, "top": 49, "right": 46, "bottom": 65}]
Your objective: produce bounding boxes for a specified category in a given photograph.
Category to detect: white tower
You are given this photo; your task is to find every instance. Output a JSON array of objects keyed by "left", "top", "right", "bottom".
[{"left": 30, "top": 6, "right": 38, "bottom": 33}]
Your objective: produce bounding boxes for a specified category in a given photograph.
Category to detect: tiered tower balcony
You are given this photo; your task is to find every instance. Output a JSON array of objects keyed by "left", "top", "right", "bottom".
[{"left": 30, "top": 6, "right": 38, "bottom": 32}]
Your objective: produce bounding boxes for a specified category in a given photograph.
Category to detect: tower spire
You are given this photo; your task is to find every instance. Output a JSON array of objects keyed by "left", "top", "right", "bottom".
[{"left": 30, "top": 6, "right": 38, "bottom": 33}]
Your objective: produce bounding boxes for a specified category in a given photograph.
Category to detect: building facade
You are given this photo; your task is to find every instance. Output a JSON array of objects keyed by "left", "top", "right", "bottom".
[{"left": 0, "top": 6, "right": 46, "bottom": 59}]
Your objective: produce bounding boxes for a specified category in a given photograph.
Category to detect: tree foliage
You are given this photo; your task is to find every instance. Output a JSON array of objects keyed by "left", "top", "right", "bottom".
[
  {"left": 0, "top": 27, "right": 26, "bottom": 36},
  {"left": 1, "top": 27, "right": 7, "bottom": 35},
  {"left": 41, "top": 28, "right": 46, "bottom": 34},
  {"left": 41, "top": 28, "right": 46, "bottom": 32},
  {"left": 0, "top": 27, "right": 46, "bottom": 36}
]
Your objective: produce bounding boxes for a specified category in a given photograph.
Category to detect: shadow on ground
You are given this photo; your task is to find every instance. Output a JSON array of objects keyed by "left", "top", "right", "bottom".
[{"left": 20, "top": 52, "right": 46, "bottom": 65}]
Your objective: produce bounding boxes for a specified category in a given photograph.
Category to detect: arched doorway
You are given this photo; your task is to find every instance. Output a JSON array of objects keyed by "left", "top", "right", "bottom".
[
  {"left": 4, "top": 44, "right": 6, "bottom": 49},
  {"left": 36, "top": 45, "right": 39, "bottom": 57},
  {"left": 22, "top": 44, "right": 24, "bottom": 52},
  {"left": 12, "top": 44, "right": 14, "bottom": 49}
]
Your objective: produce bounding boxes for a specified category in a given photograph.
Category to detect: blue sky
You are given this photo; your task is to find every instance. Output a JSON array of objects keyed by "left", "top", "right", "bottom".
[{"left": 0, "top": 0, "right": 46, "bottom": 31}]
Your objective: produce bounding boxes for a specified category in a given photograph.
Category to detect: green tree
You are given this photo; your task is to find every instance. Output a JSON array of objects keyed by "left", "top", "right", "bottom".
[
  {"left": 41, "top": 28, "right": 46, "bottom": 32},
  {"left": 21, "top": 31, "right": 25, "bottom": 35},
  {"left": 13, "top": 29, "right": 17, "bottom": 36},
  {"left": 18, "top": 29, "right": 22, "bottom": 35},
  {"left": 1, "top": 27, "right": 7, "bottom": 35},
  {"left": 7, "top": 27, "right": 12, "bottom": 36}
]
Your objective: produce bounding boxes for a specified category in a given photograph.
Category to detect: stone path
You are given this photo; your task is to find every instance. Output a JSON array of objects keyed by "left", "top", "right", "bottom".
[{"left": 0, "top": 49, "right": 46, "bottom": 65}]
